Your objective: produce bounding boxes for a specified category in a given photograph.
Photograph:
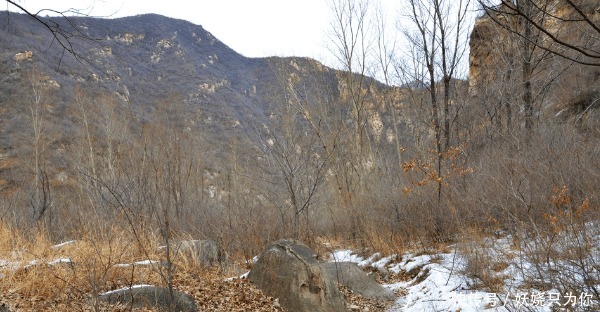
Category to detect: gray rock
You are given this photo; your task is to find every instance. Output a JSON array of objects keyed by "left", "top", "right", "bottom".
[
  {"left": 249, "top": 239, "right": 347, "bottom": 312},
  {"left": 323, "top": 262, "right": 396, "bottom": 301},
  {"left": 159, "top": 239, "right": 225, "bottom": 266},
  {"left": 98, "top": 285, "right": 196, "bottom": 311}
]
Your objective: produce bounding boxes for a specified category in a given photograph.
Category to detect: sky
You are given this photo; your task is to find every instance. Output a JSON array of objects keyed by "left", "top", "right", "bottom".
[{"left": 7, "top": 0, "right": 343, "bottom": 66}]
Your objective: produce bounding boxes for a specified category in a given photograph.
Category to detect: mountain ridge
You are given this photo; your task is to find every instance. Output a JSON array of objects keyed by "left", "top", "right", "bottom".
[
  {"left": 0, "top": 11, "right": 400, "bottom": 196},
  {"left": 0, "top": 11, "right": 341, "bottom": 134}
]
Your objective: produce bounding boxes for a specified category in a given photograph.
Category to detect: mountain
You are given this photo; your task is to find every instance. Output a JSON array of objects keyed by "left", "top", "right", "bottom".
[
  {"left": 0, "top": 11, "right": 404, "bottom": 198},
  {"left": 1, "top": 12, "right": 338, "bottom": 138}
]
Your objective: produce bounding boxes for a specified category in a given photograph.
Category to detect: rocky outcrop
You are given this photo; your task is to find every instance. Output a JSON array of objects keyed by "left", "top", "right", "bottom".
[
  {"left": 468, "top": 16, "right": 504, "bottom": 96},
  {"left": 248, "top": 239, "right": 347, "bottom": 312},
  {"left": 468, "top": 1, "right": 600, "bottom": 119},
  {"left": 98, "top": 285, "right": 196, "bottom": 311},
  {"left": 13, "top": 50, "right": 32, "bottom": 62}
]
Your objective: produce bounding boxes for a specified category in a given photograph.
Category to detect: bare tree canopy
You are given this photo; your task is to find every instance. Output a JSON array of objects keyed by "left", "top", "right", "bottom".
[{"left": 478, "top": 0, "right": 600, "bottom": 66}]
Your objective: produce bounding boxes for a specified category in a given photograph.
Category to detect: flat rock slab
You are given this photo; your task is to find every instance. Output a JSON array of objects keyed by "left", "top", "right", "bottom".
[
  {"left": 98, "top": 285, "right": 196, "bottom": 312},
  {"left": 323, "top": 262, "right": 396, "bottom": 301}
]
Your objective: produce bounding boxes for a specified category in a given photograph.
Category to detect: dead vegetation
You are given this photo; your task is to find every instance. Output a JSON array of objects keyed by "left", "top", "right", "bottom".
[{"left": 0, "top": 1, "right": 599, "bottom": 310}]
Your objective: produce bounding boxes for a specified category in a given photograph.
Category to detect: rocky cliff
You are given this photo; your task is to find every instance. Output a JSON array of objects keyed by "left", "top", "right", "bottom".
[{"left": 468, "top": 1, "right": 600, "bottom": 120}]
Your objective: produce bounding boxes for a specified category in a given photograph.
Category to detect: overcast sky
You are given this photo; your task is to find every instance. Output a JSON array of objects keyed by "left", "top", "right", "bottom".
[{"left": 6, "top": 0, "right": 357, "bottom": 67}]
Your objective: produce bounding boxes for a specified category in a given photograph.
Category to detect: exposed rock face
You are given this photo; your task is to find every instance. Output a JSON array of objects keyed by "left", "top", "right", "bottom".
[
  {"left": 323, "top": 262, "right": 396, "bottom": 301},
  {"left": 469, "top": 0, "right": 600, "bottom": 116},
  {"left": 13, "top": 50, "right": 32, "bottom": 61},
  {"left": 98, "top": 285, "right": 196, "bottom": 311},
  {"left": 248, "top": 239, "right": 347, "bottom": 312},
  {"left": 159, "top": 239, "right": 225, "bottom": 266},
  {"left": 468, "top": 16, "right": 504, "bottom": 96}
]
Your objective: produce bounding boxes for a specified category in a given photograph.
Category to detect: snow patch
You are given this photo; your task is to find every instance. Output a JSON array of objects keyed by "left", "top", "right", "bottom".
[
  {"left": 386, "top": 252, "right": 492, "bottom": 312},
  {"left": 100, "top": 284, "right": 155, "bottom": 296},
  {"left": 223, "top": 271, "right": 249, "bottom": 282},
  {"left": 53, "top": 240, "right": 77, "bottom": 249},
  {"left": 327, "top": 231, "right": 599, "bottom": 312},
  {"left": 329, "top": 250, "right": 381, "bottom": 267},
  {"left": 113, "top": 260, "right": 160, "bottom": 268},
  {"left": 47, "top": 258, "right": 72, "bottom": 265}
]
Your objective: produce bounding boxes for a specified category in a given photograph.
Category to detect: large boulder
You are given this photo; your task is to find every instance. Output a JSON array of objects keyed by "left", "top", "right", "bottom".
[
  {"left": 159, "top": 239, "right": 225, "bottom": 266},
  {"left": 323, "top": 262, "right": 396, "bottom": 301},
  {"left": 248, "top": 239, "right": 347, "bottom": 312},
  {"left": 98, "top": 285, "right": 196, "bottom": 311}
]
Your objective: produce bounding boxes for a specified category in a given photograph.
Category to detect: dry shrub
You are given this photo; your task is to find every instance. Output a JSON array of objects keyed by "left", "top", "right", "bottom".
[
  {"left": 360, "top": 225, "right": 409, "bottom": 257},
  {"left": 0, "top": 213, "right": 283, "bottom": 310},
  {"left": 0, "top": 221, "right": 175, "bottom": 309}
]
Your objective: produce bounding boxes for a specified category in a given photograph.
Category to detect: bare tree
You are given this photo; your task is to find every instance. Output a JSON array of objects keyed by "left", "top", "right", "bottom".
[
  {"left": 329, "top": 0, "right": 380, "bottom": 239},
  {"left": 329, "top": 0, "right": 373, "bottom": 157},
  {"left": 22, "top": 69, "right": 56, "bottom": 224},
  {"left": 255, "top": 59, "right": 336, "bottom": 240},
  {"left": 401, "top": 0, "right": 473, "bottom": 200}
]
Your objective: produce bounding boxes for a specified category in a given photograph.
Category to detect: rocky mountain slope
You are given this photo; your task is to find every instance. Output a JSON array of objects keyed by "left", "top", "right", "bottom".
[
  {"left": 0, "top": 11, "right": 340, "bottom": 144},
  {"left": 0, "top": 12, "right": 403, "bottom": 195}
]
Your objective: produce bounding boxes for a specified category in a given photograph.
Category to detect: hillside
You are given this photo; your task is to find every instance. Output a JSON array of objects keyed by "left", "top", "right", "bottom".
[
  {"left": 0, "top": 12, "right": 338, "bottom": 152},
  {"left": 0, "top": 9, "right": 419, "bottom": 251},
  {"left": 0, "top": 11, "right": 403, "bottom": 202}
]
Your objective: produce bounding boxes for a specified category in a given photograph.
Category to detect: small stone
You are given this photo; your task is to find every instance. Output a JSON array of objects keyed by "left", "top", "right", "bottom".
[{"left": 349, "top": 304, "right": 360, "bottom": 310}]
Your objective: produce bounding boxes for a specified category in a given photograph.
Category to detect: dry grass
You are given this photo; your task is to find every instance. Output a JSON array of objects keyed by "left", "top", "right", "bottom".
[
  {"left": 0, "top": 221, "right": 284, "bottom": 311},
  {"left": 0, "top": 222, "right": 159, "bottom": 310},
  {"left": 0, "top": 221, "right": 407, "bottom": 311}
]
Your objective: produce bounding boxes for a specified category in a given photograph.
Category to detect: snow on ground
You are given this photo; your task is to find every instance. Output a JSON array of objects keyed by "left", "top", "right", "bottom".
[
  {"left": 112, "top": 259, "right": 161, "bottom": 268},
  {"left": 387, "top": 252, "right": 500, "bottom": 312},
  {"left": 0, "top": 259, "right": 22, "bottom": 272},
  {"left": 330, "top": 234, "right": 598, "bottom": 312},
  {"left": 53, "top": 240, "right": 78, "bottom": 249},
  {"left": 330, "top": 250, "right": 382, "bottom": 267},
  {"left": 331, "top": 250, "right": 497, "bottom": 311},
  {"left": 47, "top": 258, "right": 72, "bottom": 264},
  {"left": 0, "top": 258, "right": 73, "bottom": 271},
  {"left": 0, "top": 256, "right": 161, "bottom": 273},
  {"left": 1, "top": 231, "right": 596, "bottom": 310},
  {"left": 99, "top": 284, "right": 155, "bottom": 296},
  {"left": 223, "top": 271, "right": 249, "bottom": 282}
]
